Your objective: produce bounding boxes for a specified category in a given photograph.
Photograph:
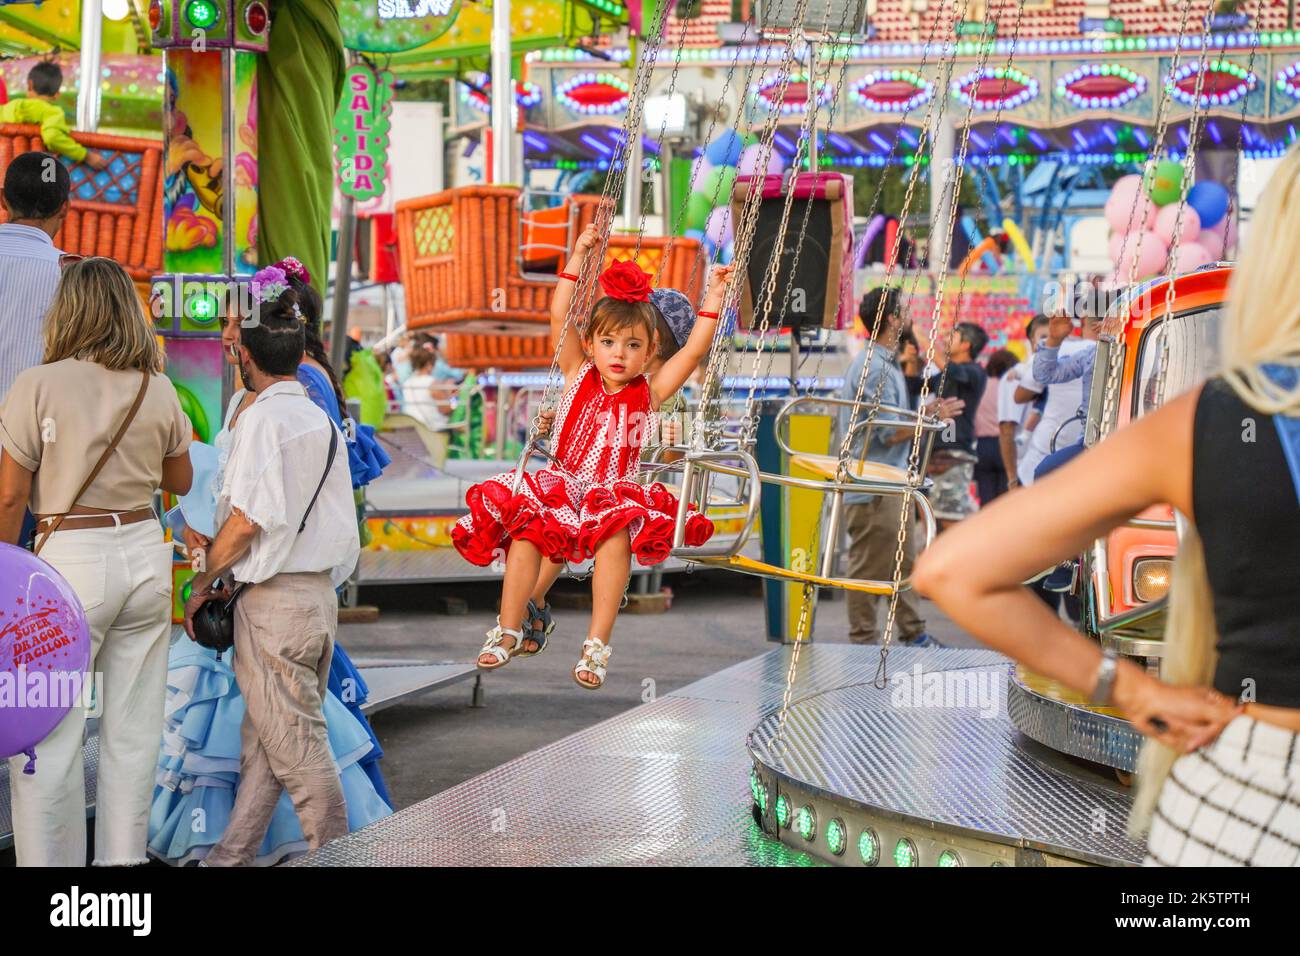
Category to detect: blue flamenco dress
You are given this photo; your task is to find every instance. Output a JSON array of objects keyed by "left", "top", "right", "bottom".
[{"left": 148, "top": 365, "right": 393, "bottom": 865}]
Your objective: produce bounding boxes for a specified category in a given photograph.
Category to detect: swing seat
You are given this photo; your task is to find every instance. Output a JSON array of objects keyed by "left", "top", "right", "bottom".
[
  {"left": 664, "top": 449, "right": 938, "bottom": 596},
  {"left": 690, "top": 553, "right": 900, "bottom": 595},
  {"left": 788, "top": 454, "right": 912, "bottom": 486}
]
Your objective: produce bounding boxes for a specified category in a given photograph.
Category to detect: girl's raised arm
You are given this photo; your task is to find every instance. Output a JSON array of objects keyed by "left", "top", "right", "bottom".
[
  {"left": 651, "top": 265, "right": 734, "bottom": 408},
  {"left": 552, "top": 224, "right": 601, "bottom": 381}
]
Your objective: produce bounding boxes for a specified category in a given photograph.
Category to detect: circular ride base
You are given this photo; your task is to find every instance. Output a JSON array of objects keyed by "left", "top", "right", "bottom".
[
  {"left": 1007, "top": 665, "right": 1145, "bottom": 774},
  {"left": 748, "top": 650, "right": 1146, "bottom": 866}
]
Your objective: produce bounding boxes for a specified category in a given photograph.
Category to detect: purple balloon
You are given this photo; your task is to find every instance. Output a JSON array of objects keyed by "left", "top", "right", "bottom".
[
  {"left": 690, "top": 154, "right": 714, "bottom": 189},
  {"left": 704, "top": 206, "right": 733, "bottom": 247},
  {"left": 0, "top": 544, "right": 92, "bottom": 767},
  {"left": 737, "top": 143, "right": 784, "bottom": 177}
]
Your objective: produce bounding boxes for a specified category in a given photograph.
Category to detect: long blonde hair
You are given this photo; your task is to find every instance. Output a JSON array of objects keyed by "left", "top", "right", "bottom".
[
  {"left": 1129, "top": 144, "right": 1300, "bottom": 836},
  {"left": 43, "top": 257, "right": 161, "bottom": 372}
]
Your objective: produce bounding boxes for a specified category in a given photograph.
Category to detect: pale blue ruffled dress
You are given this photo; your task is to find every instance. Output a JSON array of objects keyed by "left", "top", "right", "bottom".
[{"left": 148, "top": 368, "right": 393, "bottom": 865}]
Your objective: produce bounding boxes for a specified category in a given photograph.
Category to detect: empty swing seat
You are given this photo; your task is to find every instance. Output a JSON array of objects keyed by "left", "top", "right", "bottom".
[{"left": 787, "top": 454, "right": 913, "bottom": 486}]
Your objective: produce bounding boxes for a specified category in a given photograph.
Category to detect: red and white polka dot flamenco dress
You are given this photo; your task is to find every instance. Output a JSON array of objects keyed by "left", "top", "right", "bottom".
[{"left": 453, "top": 362, "right": 714, "bottom": 567}]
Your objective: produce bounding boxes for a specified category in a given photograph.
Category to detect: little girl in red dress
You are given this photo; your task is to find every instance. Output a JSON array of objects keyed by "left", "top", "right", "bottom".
[{"left": 453, "top": 224, "right": 732, "bottom": 687}]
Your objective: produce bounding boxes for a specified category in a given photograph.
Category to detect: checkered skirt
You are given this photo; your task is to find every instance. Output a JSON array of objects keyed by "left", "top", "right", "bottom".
[{"left": 1145, "top": 715, "right": 1300, "bottom": 867}]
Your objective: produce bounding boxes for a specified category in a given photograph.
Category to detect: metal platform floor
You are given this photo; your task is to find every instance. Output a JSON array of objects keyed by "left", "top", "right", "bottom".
[
  {"left": 750, "top": 660, "right": 1146, "bottom": 866},
  {"left": 0, "top": 660, "right": 477, "bottom": 851},
  {"left": 293, "top": 644, "right": 1145, "bottom": 867}
]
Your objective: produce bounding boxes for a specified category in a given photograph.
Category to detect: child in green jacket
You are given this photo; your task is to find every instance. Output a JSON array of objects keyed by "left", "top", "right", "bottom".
[{"left": 0, "top": 63, "right": 108, "bottom": 171}]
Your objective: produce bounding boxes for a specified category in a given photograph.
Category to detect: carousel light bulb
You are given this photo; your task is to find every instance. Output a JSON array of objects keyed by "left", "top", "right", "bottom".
[
  {"left": 103, "top": 0, "right": 132, "bottom": 21},
  {"left": 859, "top": 828, "right": 880, "bottom": 865},
  {"left": 185, "top": 0, "right": 220, "bottom": 29}
]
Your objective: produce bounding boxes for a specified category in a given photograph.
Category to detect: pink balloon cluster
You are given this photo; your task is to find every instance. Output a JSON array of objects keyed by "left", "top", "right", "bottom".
[{"left": 1102, "top": 173, "right": 1236, "bottom": 283}]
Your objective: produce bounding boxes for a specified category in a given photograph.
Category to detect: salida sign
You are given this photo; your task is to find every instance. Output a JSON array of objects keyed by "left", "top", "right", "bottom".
[{"left": 334, "top": 62, "right": 394, "bottom": 203}]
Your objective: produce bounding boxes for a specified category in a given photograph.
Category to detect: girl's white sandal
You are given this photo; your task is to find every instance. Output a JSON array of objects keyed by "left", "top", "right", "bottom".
[
  {"left": 479, "top": 620, "right": 526, "bottom": 670},
  {"left": 573, "top": 637, "right": 612, "bottom": 689}
]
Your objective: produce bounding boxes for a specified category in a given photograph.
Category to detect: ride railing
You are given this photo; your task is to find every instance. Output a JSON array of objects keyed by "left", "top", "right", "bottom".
[
  {"left": 0, "top": 125, "right": 164, "bottom": 282},
  {"left": 664, "top": 396, "right": 947, "bottom": 596}
]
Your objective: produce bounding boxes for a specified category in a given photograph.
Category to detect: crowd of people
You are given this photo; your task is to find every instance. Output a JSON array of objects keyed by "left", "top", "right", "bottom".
[
  {"left": 839, "top": 285, "right": 1098, "bottom": 644},
  {"left": 0, "top": 152, "right": 392, "bottom": 866}
]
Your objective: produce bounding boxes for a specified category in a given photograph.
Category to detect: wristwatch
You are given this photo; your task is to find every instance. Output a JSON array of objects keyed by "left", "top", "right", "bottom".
[{"left": 1089, "top": 646, "right": 1119, "bottom": 705}]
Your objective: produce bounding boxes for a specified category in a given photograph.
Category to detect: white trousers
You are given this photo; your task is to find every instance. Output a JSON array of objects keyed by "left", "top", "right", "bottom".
[{"left": 7, "top": 519, "right": 174, "bottom": 866}]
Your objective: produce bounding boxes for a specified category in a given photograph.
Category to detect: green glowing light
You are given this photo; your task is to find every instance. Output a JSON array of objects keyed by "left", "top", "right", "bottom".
[
  {"left": 858, "top": 828, "right": 880, "bottom": 866},
  {"left": 775, "top": 795, "right": 791, "bottom": 829},
  {"left": 187, "top": 291, "right": 220, "bottom": 323},
  {"left": 795, "top": 806, "right": 816, "bottom": 841},
  {"left": 894, "top": 838, "right": 918, "bottom": 868},
  {"left": 938, "top": 850, "right": 963, "bottom": 867},
  {"left": 826, "top": 819, "right": 846, "bottom": 856},
  {"left": 185, "top": 0, "right": 219, "bottom": 29}
]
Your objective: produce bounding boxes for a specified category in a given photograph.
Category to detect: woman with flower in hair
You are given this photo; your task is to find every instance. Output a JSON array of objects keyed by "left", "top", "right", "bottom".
[
  {"left": 453, "top": 224, "right": 730, "bottom": 688},
  {"left": 148, "top": 263, "right": 392, "bottom": 866}
]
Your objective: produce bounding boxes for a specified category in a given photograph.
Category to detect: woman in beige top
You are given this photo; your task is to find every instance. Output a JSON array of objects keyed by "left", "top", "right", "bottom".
[{"left": 0, "top": 256, "right": 194, "bottom": 866}]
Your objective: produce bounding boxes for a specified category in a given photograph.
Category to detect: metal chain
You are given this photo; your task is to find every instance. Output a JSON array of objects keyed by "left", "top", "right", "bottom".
[
  {"left": 1155, "top": 2, "right": 1220, "bottom": 405},
  {"left": 1221, "top": 0, "right": 1264, "bottom": 255},
  {"left": 777, "top": 0, "right": 974, "bottom": 741},
  {"left": 692, "top": 7, "right": 818, "bottom": 450},
  {"left": 833, "top": 0, "right": 969, "bottom": 489},
  {"left": 663, "top": 10, "right": 770, "bottom": 287},
  {"left": 525, "top": 7, "right": 680, "bottom": 445},
  {"left": 801, "top": 9, "right": 950, "bottom": 397},
  {"left": 749, "top": 2, "right": 857, "bottom": 380},
  {"left": 872, "top": 4, "right": 1004, "bottom": 690},
  {"left": 1097, "top": 0, "right": 1201, "bottom": 444},
  {"left": 930, "top": 0, "right": 1027, "bottom": 407},
  {"left": 634, "top": 7, "right": 696, "bottom": 259}
]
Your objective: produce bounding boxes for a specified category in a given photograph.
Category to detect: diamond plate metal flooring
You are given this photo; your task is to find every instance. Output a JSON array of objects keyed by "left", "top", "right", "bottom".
[
  {"left": 293, "top": 644, "right": 1131, "bottom": 866},
  {"left": 750, "top": 671, "right": 1145, "bottom": 865}
]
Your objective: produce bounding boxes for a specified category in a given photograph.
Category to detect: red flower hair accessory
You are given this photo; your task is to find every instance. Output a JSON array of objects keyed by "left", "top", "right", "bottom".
[
  {"left": 598, "top": 260, "right": 653, "bottom": 302},
  {"left": 272, "top": 256, "right": 311, "bottom": 286}
]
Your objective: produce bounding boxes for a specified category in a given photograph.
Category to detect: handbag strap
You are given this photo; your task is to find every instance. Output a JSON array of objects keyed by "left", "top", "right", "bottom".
[
  {"left": 298, "top": 422, "right": 339, "bottom": 533},
  {"left": 216, "top": 409, "right": 340, "bottom": 599},
  {"left": 34, "top": 370, "right": 151, "bottom": 556}
]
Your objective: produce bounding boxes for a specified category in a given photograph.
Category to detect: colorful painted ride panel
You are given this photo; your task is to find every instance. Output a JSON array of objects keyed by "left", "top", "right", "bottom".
[
  {"left": 163, "top": 49, "right": 225, "bottom": 276},
  {"left": 232, "top": 51, "right": 258, "bottom": 273}
]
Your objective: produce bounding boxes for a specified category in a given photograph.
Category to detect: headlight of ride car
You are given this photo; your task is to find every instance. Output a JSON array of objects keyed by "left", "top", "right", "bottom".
[{"left": 1132, "top": 557, "right": 1172, "bottom": 603}]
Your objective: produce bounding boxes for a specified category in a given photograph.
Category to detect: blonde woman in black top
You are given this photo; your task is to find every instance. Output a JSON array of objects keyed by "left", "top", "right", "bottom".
[{"left": 915, "top": 147, "right": 1300, "bottom": 866}]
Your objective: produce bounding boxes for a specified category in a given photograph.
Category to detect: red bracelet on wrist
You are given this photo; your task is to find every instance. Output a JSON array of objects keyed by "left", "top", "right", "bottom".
[
  {"left": 558, "top": 272, "right": 579, "bottom": 282},
  {"left": 698, "top": 310, "right": 720, "bottom": 319}
]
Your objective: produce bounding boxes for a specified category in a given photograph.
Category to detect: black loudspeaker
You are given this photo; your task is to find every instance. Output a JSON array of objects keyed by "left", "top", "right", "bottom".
[{"left": 730, "top": 173, "right": 853, "bottom": 333}]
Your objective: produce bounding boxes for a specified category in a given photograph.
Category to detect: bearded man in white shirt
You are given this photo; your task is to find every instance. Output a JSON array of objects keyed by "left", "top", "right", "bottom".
[{"left": 183, "top": 291, "right": 359, "bottom": 866}]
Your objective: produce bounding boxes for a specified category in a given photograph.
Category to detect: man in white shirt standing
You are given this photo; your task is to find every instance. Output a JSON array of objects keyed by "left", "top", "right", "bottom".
[
  {"left": 183, "top": 292, "right": 359, "bottom": 865},
  {"left": 1014, "top": 317, "right": 1093, "bottom": 486},
  {"left": 0, "top": 153, "right": 69, "bottom": 399},
  {"left": 1, "top": 152, "right": 71, "bottom": 549},
  {"left": 998, "top": 314, "right": 1049, "bottom": 489}
]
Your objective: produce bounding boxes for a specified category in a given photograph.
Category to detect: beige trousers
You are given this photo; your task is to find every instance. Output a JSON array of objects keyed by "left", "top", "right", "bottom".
[
  {"left": 843, "top": 497, "right": 926, "bottom": 644},
  {"left": 204, "top": 572, "right": 348, "bottom": 866}
]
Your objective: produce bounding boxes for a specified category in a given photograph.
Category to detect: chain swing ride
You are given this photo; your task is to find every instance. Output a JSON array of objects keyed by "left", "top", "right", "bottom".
[{"left": 285, "top": 0, "right": 1274, "bottom": 870}]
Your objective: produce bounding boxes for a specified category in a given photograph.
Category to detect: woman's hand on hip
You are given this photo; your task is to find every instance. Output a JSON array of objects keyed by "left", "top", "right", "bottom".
[{"left": 1117, "top": 670, "right": 1242, "bottom": 753}]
